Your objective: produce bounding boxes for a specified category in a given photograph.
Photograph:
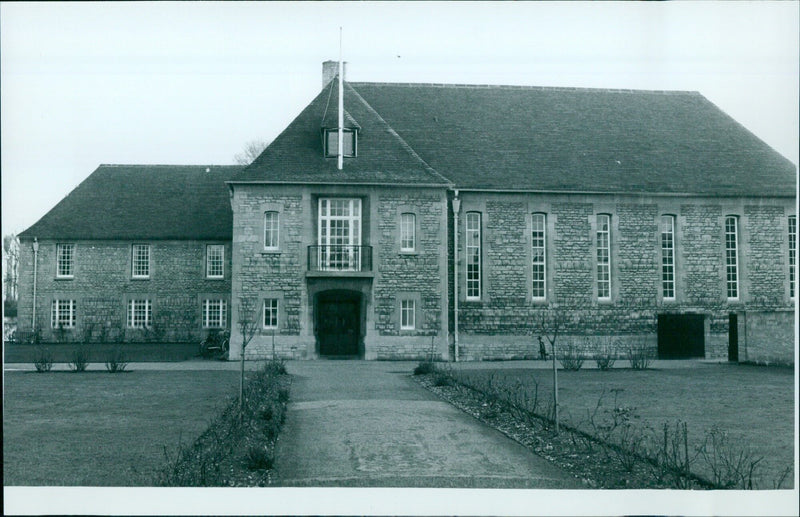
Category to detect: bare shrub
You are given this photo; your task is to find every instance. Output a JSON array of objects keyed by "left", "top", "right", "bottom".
[
  {"left": 697, "top": 425, "right": 764, "bottom": 489},
  {"left": 627, "top": 342, "right": 653, "bottom": 369},
  {"left": 413, "top": 361, "right": 436, "bottom": 375},
  {"left": 105, "top": 347, "right": 128, "bottom": 373},
  {"left": 558, "top": 341, "right": 585, "bottom": 371},
  {"left": 245, "top": 444, "right": 274, "bottom": 471},
  {"left": 70, "top": 345, "right": 91, "bottom": 372},
  {"left": 594, "top": 338, "right": 618, "bottom": 370},
  {"left": 33, "top": 346, "right": 53, "bottom": 372}
]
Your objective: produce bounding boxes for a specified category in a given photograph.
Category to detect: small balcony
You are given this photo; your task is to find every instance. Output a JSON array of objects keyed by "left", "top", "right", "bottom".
[{"left": 307, "top": 245, "right": 373, "bottom": 273}]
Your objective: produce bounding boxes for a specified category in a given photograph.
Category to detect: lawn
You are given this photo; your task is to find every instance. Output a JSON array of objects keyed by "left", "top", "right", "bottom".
[
  {"left": 3, "top": 369, "right": 239, "bottom": 486},
  {"left": 450, "top": 363, "right": 795, "bottom": 488}
]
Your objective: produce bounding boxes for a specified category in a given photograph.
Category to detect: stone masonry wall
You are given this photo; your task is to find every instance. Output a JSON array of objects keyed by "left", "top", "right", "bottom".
[
  {"left": 372, "top": 190, "right": 447, "bottom": 358},
  {"left": 454, "top": 192, "right": 795, "bottom": 362},
  {"left": 17, "top": 239, "right": 231, "bottom": 343}
]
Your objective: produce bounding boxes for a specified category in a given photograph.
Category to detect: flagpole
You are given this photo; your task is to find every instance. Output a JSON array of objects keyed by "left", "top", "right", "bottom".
[{"left": 338, "top": 27, "right": 344, "bottom": 171}]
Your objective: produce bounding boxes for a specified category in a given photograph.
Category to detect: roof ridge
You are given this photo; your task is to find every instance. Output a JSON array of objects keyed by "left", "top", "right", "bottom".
[
  {"left": 346, "top": 83, "right": 454, "bottom": 186},
  {"left": 348, "top": 81, "right": 700, "bottom": 96}
]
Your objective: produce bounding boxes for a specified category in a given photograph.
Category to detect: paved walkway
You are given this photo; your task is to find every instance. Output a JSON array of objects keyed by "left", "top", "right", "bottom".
[{"left": 272, "top": 361, "right": 582, "bottom": 488}]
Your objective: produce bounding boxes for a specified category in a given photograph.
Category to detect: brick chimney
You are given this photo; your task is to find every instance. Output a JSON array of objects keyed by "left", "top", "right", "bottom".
[{"left": 322, "top": 60, "right": 347, "bottom": 89}]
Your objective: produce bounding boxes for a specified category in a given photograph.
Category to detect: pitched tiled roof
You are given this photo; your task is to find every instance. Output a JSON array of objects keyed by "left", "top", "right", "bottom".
[
  {"left": 235, "top": 81, "right": 796, "bottom": 196},
  {"left": 230, "top": 80, "right": 451, "bottom": 186},
  {"left": 20, "top": 165, "right": 240, "bottom": 240}
]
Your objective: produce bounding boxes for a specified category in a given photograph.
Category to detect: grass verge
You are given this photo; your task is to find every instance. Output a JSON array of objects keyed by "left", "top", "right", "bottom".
[
  {"left": 154, "top": 360, "right": 290, "bottom": 486},
  {"left": 413, "top": 361, "right": 794, "bottom": 489}
]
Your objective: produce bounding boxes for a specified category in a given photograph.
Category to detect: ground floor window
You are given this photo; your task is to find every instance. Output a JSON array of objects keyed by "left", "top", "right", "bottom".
[
  {"left": 203, "top": 299, "right": 227, "bottom": 328},
  {"left": 400, "top": 299, "right": 415, "bottom": 330},
  {"left": 263, "top": 298, "right": 279, "bottom": 329},
  {"left": 127, "top": 299, "right": 152, "bottom": 328},
  {"left": 51, "top": 299, "right": 76, "bottom": 328}
]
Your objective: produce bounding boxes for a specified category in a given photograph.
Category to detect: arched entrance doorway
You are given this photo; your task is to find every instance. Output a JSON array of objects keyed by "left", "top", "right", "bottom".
[{"left": 315, "top": 290, "right": 362, "bottom": 357}]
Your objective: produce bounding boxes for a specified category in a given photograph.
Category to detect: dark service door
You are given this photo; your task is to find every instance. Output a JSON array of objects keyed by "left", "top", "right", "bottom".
[
  {"left": 657, "top": 314, "right": 705, "bottom": 359},
  {"left": 317, "top": 294, "right": 360, "bottom": 356}
]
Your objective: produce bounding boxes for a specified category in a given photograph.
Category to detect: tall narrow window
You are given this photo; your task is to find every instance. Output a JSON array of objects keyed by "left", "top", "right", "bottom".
[
  {"left": 400, "top": 213, "right": 416, "bottom": 251},
  {"left": 789, "top": 216, "right": 796, "bottom": 299},
  {"left": 127, "top": 299, "right": 152, "bottom": 328},
  {"left": 400, "top": 299, "right": 416, "bottom": 330},
  {"left": 596, "top": 215, "right": 611, "bottom": 300},
  {"left": 466, "top": 212, "right": 482, "bottom": 299},
  {"left": 725, "top": 216, "right": 739, "bottom": 299},
  {"left": 661, "top": 215, "right": 676, "bottom": 300},
  {"left": 264, "top": 212, "right": 280, "bottom": 250},
  {"left": 202, "top": 299, "right": 227, "bottom": 328},
  {"left": 318, "top": 198, "right": 362, "bottom": 271},
  {"left": 206, "top": 245, "right": 224, "bottom": 278},
  {"left": 531, "top": 213, "right": 547, "bottom": 299},
  {"left": 51, "top": 299, "right": 76, "bottom": 328},
  {"left": 132, "top": 244, "right": 150, "bottom": 278},
  {"left": 56, "top": 244, "right": 75, "bottom": 278},
  {"left": 263, "top": 299, "right": 279, "bottom": 329}
]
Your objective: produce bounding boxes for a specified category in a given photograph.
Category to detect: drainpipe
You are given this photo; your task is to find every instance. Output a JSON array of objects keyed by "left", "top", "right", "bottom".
[
  {"left": 32, "top": 238, "right": 39, "bottom": 329},
  {"left": 452, "top": 193, "right": 461, "bottom": 362}
]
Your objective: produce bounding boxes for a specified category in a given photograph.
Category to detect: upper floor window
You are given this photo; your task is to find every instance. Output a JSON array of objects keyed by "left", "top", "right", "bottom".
[
  {"left": 51, "top": 299, "right": 76, "bottom": 328},
  {"left": 263, "top": 298, "right": 279, "bottom": 329},
  {"left": 400, "top": 213, "right": 416, "bottom": 252},
  {"left": 400, "top": 299, "right": 416, "bottom": 330},
  {"left": 56, "top": 243, "right": 74, "bottom": 278},
  {"left": 725, "top": 216, "right": 739, "bottom": 300},
  {"left": 531, "top": 213, "right": 547, "bottom": 300},
  {"left": 596, "top": 214, "right": 611, "bottom": 300},
  {"left": 203, "top": 299, "right": 227, "bottom": 328},
  {"left": 466, "top": 212, "right": 482, "bottom": 300},
  {"left": 789, "top": 216, "right": 796, "bottom": 299},
  {"left": 264, "top": 211, "right": 280, "bottom": 250},
  {"left": 317, "top": 198, "right": 362, "bottom": 271},
  {"left": 206, "top": 245, "right": 224, "bottom": 278},
  {"left": 324, "top": 129, "right": 356, "bottom": 157},
  {"left": 132, "top": 244, "right": 150, "bottom": 278},
  {"left": 661, "top": 215, "right": 676, "bottom": 300},
  {"left": 127, "top": 299, "right": 152, "bottom": 328}
]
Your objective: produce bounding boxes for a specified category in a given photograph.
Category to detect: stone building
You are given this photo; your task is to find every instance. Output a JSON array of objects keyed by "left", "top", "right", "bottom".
[{"left": 17, "top": 62, "right": 797, "bottom": 364}]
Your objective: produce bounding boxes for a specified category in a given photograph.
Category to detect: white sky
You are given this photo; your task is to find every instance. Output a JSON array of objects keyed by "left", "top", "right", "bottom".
[{"left": 1, "top": 1, "right": 798, "bottom": 237}]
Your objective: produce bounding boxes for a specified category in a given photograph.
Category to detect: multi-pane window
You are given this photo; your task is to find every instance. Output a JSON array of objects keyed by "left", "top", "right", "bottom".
[
  {"left": 725, "top": 216, "right": 739, "bottom": 299},
  {"left": 318, "top": 198, "right": 362, "bottom": 271},
  {"left": 202, "top": 299, "right": 227, "bottom": 328},
  {"left": 400, "top": 213, "right": 416, "bottom": 251},
  {"left": 263, "top": 299, "right": 279, "bottom": 329},
  {"left": 127, "top": 299, "right": 152, "bottom": 328},
  {"left": 596, "top": 214, "right": 611, "bottom": 300},
  {"left": 531, "top": 213, "right": 546, "bottom": 299},
  {"left": 132, "top": 244, "right": 150, "bottom": 278},
  {"left": 466, "top": 212, "right": 482, "bottom": 299},
  {"left": 264, "top": 211, "right": 280, "bottom": 250},
  {"left": 789, "top": 216, "right": 796, "bottom": 299},
  {"left": 51, "top": 299, "right": 76, "bottom": 328},
  {"left": 661, "top": 215, "right": 676, "bottom": 300},
  {"left": 325, "top": 129, "right": 356, "bottom": 157},
  {"left": 206, "top": 245, "right": 224, "bottom": 278},
  {"left": 57, "top": 243, "right": 75, "bottom": 278},
  {"left": 400, "top": 299, "right": 415, "bottom": 330}
]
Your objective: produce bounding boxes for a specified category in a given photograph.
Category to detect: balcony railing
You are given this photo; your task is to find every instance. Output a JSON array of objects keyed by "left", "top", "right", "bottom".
[{"left": 308, "top": 245, "right": 373, "bottom": 272}]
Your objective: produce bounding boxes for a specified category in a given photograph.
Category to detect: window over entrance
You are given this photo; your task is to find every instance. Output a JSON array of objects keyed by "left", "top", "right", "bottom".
[{"left": 317, "top": 198, "right": 362, "bottom": 271}]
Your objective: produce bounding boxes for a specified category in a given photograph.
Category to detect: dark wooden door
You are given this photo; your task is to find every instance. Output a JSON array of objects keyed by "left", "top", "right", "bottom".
[
  {"left": 657, "top": 314, "right": 705, "bottom": 359},
  {"left": 317, "top": 298, "right": 360, "bottom": 356},
  {"left": 728, "top": 313, "right": 738, "bottom": 362}
]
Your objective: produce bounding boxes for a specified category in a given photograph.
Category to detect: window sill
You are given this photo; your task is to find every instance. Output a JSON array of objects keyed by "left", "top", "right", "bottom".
[
  {"left": 261, "top": 250, "right": 281, "bottom": 255},
  {"left": 399, "top": 250, "right": 418, "bottom": 256},
  {"left": 206, "top": 276, "right": 225, "bottom": 281},
  {"left": 55, "top": 277, "right": 74, "bottom": 281},
  {"left": 131, "top": 277, "right": 151, "bottom": 281}
]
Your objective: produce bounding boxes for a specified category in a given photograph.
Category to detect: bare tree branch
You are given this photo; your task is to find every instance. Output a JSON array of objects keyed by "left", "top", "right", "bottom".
[{"left": 233, "top": 140, "right": 269, "bottom": 165}]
